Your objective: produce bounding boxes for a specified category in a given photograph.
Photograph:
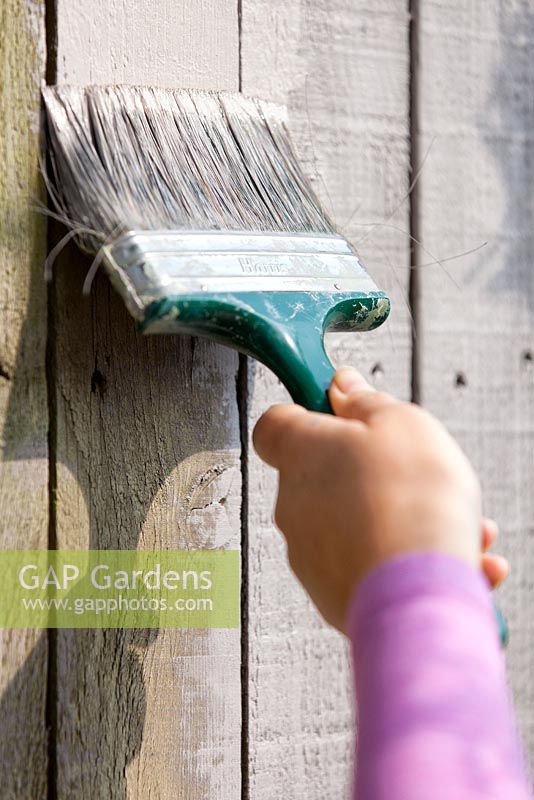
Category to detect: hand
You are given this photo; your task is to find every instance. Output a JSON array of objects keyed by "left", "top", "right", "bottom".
[
  {"left": 253, "top": 367, "right": 509, "bottom": 632},
  {"left": 481, "top": 517, "right": 508, "bottom": 589}
]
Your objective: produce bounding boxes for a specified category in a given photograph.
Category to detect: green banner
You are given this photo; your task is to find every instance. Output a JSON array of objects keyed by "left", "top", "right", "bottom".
[{"left": 0, "top": 550, "right": 240, "bottom": 629}]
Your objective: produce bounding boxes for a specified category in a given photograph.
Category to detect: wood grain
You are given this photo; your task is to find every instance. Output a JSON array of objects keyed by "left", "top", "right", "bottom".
[
  {"left": 415, "top": 0, "right": 534, "bottom": 767},
  {"left": 241, "top": 1, "right": 412, "bottom": 796},
  {"left": 3, "top": 1, "right": 533, "bottom": 797},
  {"left": 0, "top": 1, "right": 48, "bottom": 798},
  {"left": 53, "top": 2, "right": 242, "bottom": 797},
  {"left": 55, "top": 0, "right": 238, "bottom": 88}
]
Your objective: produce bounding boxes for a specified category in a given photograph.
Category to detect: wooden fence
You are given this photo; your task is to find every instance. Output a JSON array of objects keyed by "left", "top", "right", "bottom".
[{"left": 0, "top": 0, "right": 532, "bottom": 797}]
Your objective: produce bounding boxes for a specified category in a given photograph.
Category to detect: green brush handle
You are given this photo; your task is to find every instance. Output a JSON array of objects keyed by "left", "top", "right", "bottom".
[
  {"left": 143, "top": 290, "right": 388, "bottom": 412},
  {"left": 212, "top": 291, "right": 371, "bottom": 413},
  {"left": 253, "top": 310, "right": 335, "bottom": 413}
]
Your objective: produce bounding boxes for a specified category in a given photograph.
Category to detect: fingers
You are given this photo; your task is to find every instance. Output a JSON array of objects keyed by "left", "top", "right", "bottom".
[
  {"left": 482, "top": 553, "right": 510, "bottom": 589},
  {"left": 253, "top": 368, "right": 382, "bottom": 469},
  {"left": 254, "top": 367, "right": 397, "bottom": 470},
  {"left": 331, "top": 367, "right": 374, "bottom": 395},
  {"left": 329, "top": 367, "right": 399, "bottom": 422},
  {"left": 253, "top": 404, "right": 308, "bottom": 468},
  {"left": 253, "top": 402, "right": 354, "bottom": 470},
  {"left": 481, "top": 517, "right": 499, "bottom": 552},
  {"left": 254, "top": 367, "right": 400, "bottom": 471},
  {"left": 480, "top": 518, "right": 509, "bottom": 588}
]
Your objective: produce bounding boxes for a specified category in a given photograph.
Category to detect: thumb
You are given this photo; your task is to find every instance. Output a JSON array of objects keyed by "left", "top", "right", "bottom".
[{"left": 329, "top": 367, "right": 397, "bottom": 423}]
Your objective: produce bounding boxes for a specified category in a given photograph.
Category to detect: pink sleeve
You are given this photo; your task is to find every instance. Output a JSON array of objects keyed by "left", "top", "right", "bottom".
[{"left": 347, "top": 552, "right": 531, "bottom": 800}]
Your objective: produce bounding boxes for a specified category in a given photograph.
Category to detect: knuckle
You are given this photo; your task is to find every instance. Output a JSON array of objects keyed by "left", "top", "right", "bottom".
[
  {"left": 357, "top": 392, "right": 398, "bottom": 422},
  {"left": 253, "top": 404, "right": 299, "bottom": 463},
  {"left": 252, "top": 409, "right": 271, "bottom": 446},
  {"left": 273, "top": 502, "right": 289, "bottom": 532},
  {"left": 286, "top": 549, "right": 302, "bottom": 582},
  {"left": 374, "top": 390, "right": 394, "bottom": 404},
  {"left": 388, "top": 400, "right": 426, "bottom": 425},
  {"left": 254, "top": 405, "right": 283, "bottom": 440}
]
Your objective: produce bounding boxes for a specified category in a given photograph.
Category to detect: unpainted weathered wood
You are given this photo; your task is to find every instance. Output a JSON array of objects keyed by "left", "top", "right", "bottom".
[
  {"left": 415, "top": 0, "right": 534, "bottom": 767},
  {"left": 241, "top": 1, "right": 412, "bottom": 796},
  {"left": 0, "top": 1, "right": 48, "bottom": 798},
  {"left": 53, "top": 2, "right": 242, "bottom": 797}
]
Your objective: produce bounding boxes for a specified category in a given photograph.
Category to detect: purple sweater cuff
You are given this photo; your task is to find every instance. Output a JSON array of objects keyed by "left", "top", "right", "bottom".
[{"left": 347, "top": 551, "right": 496, "bottom": 642}]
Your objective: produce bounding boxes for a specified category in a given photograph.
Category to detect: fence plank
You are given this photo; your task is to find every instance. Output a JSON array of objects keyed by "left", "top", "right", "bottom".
[
  {"left": 415, "top": 0, "right": 534, "bottom": 767},
  {"left": 0, "top": 2, "right": 48, "bottom": 798},
  {"left": 52, "top": 2, "right": 242, "bottom": 797},
  {"left": 241, "top": 1, "right": 412, "bottom": 796}
]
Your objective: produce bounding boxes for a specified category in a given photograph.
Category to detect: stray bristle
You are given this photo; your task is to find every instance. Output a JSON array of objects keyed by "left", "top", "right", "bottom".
[{"left": 42, "top": 85, "right": 334, "bottom": 254}]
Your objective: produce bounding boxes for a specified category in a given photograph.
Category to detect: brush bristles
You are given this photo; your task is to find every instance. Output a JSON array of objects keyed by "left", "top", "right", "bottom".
[{"left": 42, "top": 85, "right": 335, "bottom": 254}]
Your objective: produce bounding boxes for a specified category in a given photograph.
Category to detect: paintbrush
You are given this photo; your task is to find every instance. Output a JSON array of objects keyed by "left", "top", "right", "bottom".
[{"left": 42, "top": 85, "right": 389, "bottom": 413}]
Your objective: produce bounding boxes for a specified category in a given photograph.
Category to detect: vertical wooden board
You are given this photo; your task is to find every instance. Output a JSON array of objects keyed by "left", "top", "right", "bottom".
[
  {"left": 53, "top": 3, "right": 242, "bottom": 798},
  {"left": 416, "top": 0, "right": 534, "bottom": 765},
  {"left": 0, "top": 2, "right": 48, "bottom": 798},
  {"left": 241, "top": 2, "right": 411, "bottom": 797},
  {"left": 55, "top": 0, "right": 238, "bottom": 88}
]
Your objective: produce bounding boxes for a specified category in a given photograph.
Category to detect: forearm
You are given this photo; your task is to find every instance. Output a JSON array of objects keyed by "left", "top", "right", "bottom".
[{"left": 348, "top": 553, "right": 530, "bottom": 800}]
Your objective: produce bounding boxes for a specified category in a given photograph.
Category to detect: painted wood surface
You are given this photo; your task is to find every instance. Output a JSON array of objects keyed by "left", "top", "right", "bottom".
[
  {"left": 414, "top": 0, "right": 534, "bottom": 765},
  {"left": 0, "top": 2, "right": 48, "bottom": 798},
  {"left": 2, "top": 2, "right": 534, "bottom": 798},
  {"left": 52, "top": 2, "right": 242, "bottom": 798},
  {"left": 241, "top": 1, "right": 412, "bottom": 796}
]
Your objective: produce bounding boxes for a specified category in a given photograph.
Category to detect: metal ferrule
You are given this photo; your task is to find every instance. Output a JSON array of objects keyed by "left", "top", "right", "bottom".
[{"left": 101, "top": 230, "right": 379, "bottom": 320}]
